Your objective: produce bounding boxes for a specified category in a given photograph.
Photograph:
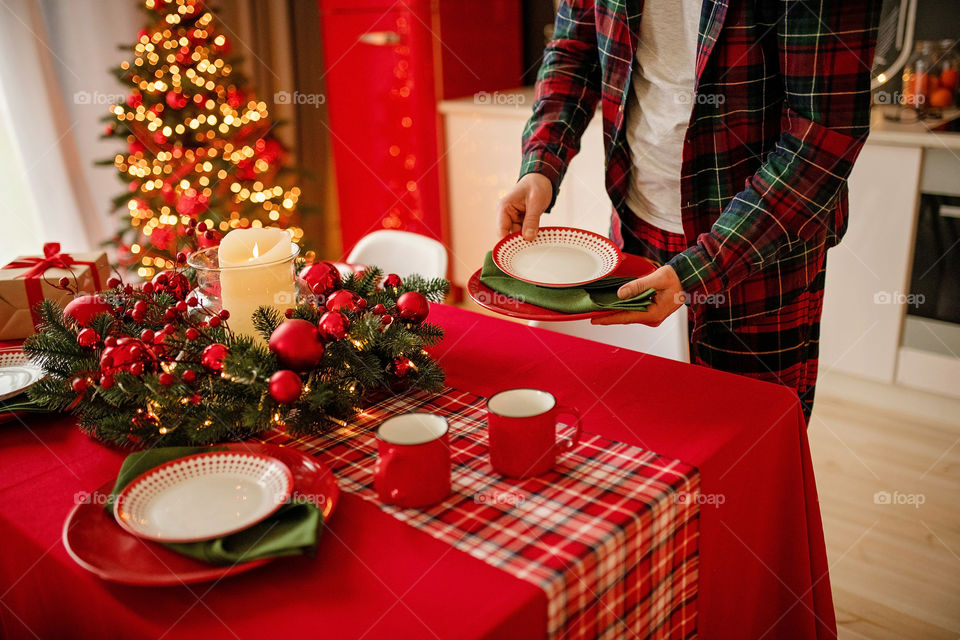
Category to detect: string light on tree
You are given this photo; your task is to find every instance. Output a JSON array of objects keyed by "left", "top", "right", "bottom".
[{"left": 105, "top": 0, "right": 305, "bottom": 278}]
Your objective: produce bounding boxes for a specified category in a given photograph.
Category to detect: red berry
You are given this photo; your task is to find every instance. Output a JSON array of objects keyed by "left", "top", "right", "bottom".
[
  {"left": 99, "top": 375, "right": 114, "bottom": 389},
  {"left": 284, "top": 308, "right": 294, "bottom": 319},
  {"left": 165, "top": 308, "right": 177, "bottom": 321},
  {"left": 164, "top": 323, "right": 177, "bottom": 335},
  {"left": 177, "top": 252, "right": 188, "bottom": 264},
  {"left": 196, "top": 221, "right": 208, "bottom": 233},
  {"left": 71, "top": 377, "right": 89, "bottom": 393},
  {"left": 58, "top": 277, "right": 71, "bottom": 288},
  {"left": 208, "top": 316, "right": 221, "bottom": 328},
  {"left": 140, "top": 329, "right": 155, "bottom": 343},
  {"left": 176, "top": 301, "right": 188, "bottom": 312},
  {"left": 372, "top": 304, "right": 386, "bottom": 315},
  {"left": 356, "top": 298, "right": 367, "bottom": 310},
  {"left": 190, "top": 393, "right": 202, "bottom": 404},
  {"left": 381, "top": 314, "right": 393, "bottom": 325},
  {"left": 186, "top": 297, "right": 198, "bottom": 307},
  {"left": 107, "top": 277, "right": 122, "bottom": 289},
  {"left": 182, "top": 369, "right": 196, "bottom": 382},
  {"left": 155, "top": 273, "right": 169, "bottom": 286},
  {"left": 204, "top": 230, "right": 215, "bottom": 241},
  {"left": 142, "top": 282, "right": 155, "bottom": 295},
  {"left": 218, "top": 309, "right": 230, "bottom": 320},
  {"left": 159, "top": 372, "right": 174, "bottom": 386},
  {"left": 185, "top": 328, "right": 200, "bottom": 340},
  {"left": 133, "top": 300, "right": 148, "bottom": 314}
]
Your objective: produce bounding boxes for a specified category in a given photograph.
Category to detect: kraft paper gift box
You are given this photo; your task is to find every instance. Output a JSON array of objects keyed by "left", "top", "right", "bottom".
[{"left": 0, "top": 243, "right": 110, "bottom": 340}]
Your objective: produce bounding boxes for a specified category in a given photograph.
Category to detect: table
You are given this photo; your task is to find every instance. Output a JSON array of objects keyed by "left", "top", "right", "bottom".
[{"left": 0, "top": 305, "right": 835, "bottom": 639}]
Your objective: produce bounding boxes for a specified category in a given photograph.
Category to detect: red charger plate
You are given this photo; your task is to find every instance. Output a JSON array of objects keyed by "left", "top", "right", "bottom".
[
  {"left": 468, "top": 253, "right": 657, "bottom": 322},
  {"left": 63, "top": 443, "right": 339, "bottom": 586}
]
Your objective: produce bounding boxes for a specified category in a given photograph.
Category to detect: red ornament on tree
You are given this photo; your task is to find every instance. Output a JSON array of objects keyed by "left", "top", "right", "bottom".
[
  {"left": 325, "top": 290, "right": 358, "bottom": 313},
  {"left": 318, "top": 311, "right": 350, "bottom": 341},
  {"left": 269, "top": 320, "right": 325, "bottom": 370},
  {"left": 201, "top": 343, "right": 229, "bottom": 372},
  {"left": 299, "top": 262, "right": 341, "bottom": 296},
  {"left": 269, "top": 370, "right": 302, "bottom": 404},
  {"left": 64, "top": 296, "right": 112, "bottom": 327},
  {"left": 396, "top": 291, "right": 430, "bottom": 323},
  {"left": 165, "top": 90, "right": 189, "bottom": 109}
]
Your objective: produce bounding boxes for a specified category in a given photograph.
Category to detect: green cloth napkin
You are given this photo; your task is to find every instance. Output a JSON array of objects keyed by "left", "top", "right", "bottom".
[
  {"left": 480, "top": 252, "right": 656, "bottom": 314},
  {"left": 109, "top": 446, "right": 323, "bottom": 565}
]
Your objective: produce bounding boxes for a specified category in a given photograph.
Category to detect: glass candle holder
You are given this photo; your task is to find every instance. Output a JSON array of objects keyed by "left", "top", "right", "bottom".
[{"left": 186, "top": 243, "right": 313, "bottom": 338}]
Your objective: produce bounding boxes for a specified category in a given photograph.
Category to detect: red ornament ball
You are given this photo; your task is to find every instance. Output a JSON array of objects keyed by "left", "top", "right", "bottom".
[
  {"left": 393, "top": 357, "right": 414, "bottom": 377},
  {"left": 396, "top": 291, "right": 430, "bottom": 323},
  {"left": 325, "top": 290, "right": 358, "bottom": 313},
  {"left": 269, "top": 319, "right": 325, "bottom": 370},
  {"left": 269, "top": 370, "right": 303, "bottom": 404},
  {"left": 71, "top": 377, "right": 89, "bottom": 393},
  {"left": 318, "top": 311, "right": 350, "bottom": 341},
  {"left": 300, "top": 262, "right": 341, "bottom": 296},
  {"left": 159, "top": 372, "right": 174, "bottom": 386},
  {"left": 383, "top": 274, "right": 402, "bottom": 289},
  {"left": 76, "top": 328, "right": 100, "bottom": 348},
  {"left": 64, "top": 295, "right": 112, "bottom": 327},
  {"left": 201, "top": 343, "right": 229, "bottom": 372}
]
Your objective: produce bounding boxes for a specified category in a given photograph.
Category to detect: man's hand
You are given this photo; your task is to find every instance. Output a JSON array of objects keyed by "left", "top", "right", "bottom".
[
  {"left": 498, "top": 173, "right": 553, "bottom": 240},
  {"left": 591, "top": 265, "right": 684, "bottom": 326}
]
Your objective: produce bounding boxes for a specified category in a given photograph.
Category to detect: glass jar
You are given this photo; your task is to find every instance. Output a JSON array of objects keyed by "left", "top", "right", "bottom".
[
  {"left": 901, "top": 41, "right": 938, "bottom": 111},
  {"left": 934, "top": 38, "right": 959, "bottom": 108},
  {"left": 186, "top": 243, "right": 314, "bottom": 338}
]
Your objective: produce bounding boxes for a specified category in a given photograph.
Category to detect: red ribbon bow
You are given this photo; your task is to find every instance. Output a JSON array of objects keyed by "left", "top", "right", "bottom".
[{"left": 4, "top": 243, "right": 77, "bottom": 280}]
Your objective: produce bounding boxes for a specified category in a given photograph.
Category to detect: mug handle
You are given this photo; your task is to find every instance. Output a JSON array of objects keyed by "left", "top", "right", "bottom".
[{"left": 554, "top": 404, "right": 583, "bottom": 453}]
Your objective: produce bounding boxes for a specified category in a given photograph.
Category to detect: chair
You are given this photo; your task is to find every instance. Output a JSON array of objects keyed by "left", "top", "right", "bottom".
[
  {"left": 528, "top": 305, "right": 690, "bottom": 362},
  {"left": 346, "top": 230, "right": 448, "bottom": 280}
]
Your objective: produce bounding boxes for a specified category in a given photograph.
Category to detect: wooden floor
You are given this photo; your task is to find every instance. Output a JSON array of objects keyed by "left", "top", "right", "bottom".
[{"left": 809, "top": 382, "right": 960, "bottom": 639}]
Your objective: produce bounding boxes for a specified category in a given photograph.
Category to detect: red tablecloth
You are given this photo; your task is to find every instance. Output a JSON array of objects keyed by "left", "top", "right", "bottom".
[{"left": 0, "top": 305, "right": 835, "bottom": 639}]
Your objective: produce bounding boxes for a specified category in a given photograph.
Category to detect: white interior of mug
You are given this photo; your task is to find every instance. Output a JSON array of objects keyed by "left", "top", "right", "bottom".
[
  {"left": 377, "top": 413, "right": 448, "bottom": 445},
  {"left": 487, "top": 389, "right": 556, "bottom": 418}
]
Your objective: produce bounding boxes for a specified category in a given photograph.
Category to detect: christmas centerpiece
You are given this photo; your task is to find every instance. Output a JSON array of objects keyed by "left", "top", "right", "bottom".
[{"left": 23, "top": 229, "right": 448, "bottom": 449}]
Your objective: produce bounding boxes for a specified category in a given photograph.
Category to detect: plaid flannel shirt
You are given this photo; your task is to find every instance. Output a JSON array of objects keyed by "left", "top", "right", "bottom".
[{"left": 521, "top": 0, "right": 881, "bottom": 297}]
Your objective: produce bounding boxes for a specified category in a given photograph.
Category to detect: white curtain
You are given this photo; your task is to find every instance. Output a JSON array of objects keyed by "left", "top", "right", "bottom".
[{"left": 0, "top": 0, "right": 140, "bottom": 264}]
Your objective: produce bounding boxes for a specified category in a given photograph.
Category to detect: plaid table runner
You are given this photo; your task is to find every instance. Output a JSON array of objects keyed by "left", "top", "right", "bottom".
[{"left": 264, "top": 387, "right": 700, "bottom": 639}]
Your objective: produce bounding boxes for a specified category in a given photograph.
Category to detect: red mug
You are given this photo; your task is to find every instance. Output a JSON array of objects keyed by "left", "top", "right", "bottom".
[
  {"left": 486, "top": 389, "right": 583, "bottom": 479},
  {"left": 374, "top": 413, "right": 451, "bottom": 508}
]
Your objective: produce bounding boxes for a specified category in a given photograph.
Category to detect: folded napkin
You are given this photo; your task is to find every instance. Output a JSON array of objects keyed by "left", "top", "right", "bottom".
[
  {"left": 480, "top": 252, "right": 656, "bottom": 314},
  {"left": 109, "top": 446, "right": 323, "bottom": 565}
]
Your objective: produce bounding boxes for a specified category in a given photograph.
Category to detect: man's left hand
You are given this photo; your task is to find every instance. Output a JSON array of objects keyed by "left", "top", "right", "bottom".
[{"left": 591, "top": 265, "right": 684, "bottom": 326}]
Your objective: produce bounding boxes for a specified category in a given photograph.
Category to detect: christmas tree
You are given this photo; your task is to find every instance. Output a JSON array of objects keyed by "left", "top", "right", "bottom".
[{"left": 102, "top": 0, "right": 304, "bottom": 278}]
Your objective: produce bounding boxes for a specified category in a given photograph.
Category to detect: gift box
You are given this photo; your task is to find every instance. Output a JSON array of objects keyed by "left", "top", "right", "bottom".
[{"left": 0, "top": 243, "right": 110, "bottom": 340}]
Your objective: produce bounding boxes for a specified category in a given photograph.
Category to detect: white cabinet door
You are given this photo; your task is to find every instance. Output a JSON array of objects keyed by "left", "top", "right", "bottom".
[{"left": 819, "top": 144, "right": 922, "bottom": 382}]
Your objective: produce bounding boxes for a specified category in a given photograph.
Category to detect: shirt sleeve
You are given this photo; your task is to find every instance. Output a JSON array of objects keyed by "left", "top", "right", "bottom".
[
  {"left": 519, "top": 0, "right": 602, "bottom": 211},
  {"left": 667, "top": 0, "right": 882, "bottom": 295}
]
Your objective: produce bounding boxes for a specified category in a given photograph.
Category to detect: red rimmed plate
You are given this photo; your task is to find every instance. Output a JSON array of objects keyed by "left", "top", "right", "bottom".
[
  {"left": 492, "top": 227, "right": 623, "bottom": 287},
  {"left": 469, "top": 253, "right": 657, "bottom": 322},
  {"left": 63, "top": 443, "right": 339, "bottom": 586}
]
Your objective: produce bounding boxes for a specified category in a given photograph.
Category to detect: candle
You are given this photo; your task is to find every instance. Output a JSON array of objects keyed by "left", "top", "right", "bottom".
[{"left": 218, "top": 228, "right": 296, "bottom": 338}]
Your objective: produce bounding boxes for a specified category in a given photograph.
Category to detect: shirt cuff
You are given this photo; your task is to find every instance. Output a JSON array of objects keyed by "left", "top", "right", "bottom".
[{"left": 666, "top": 245, "right": 725, "bottom": 296}]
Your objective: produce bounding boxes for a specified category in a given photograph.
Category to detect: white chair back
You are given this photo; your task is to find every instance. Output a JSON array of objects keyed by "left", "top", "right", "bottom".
[
  {"left": 529, "top": 305, "right": 690, "bottom": 362},
  {"left": 346, "top": 230, "right": 448, "bottom": 280}
]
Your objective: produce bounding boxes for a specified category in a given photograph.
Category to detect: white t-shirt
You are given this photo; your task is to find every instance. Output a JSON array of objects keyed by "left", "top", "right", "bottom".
[{"left": 624, "top": 0, "right": 701, "bottom": 234}]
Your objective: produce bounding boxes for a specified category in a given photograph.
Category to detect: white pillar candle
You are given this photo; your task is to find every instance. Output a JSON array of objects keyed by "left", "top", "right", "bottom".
[{"left": 218, "top": 228, "right": 296, "bottom": 338}]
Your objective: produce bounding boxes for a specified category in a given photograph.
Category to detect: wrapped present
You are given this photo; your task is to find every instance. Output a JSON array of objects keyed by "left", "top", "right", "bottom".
[{"left": 0, "top": 243, "right": 110, "bottom": 340}]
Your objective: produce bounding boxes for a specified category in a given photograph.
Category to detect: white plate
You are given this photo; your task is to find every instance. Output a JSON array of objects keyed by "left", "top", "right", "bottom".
[
  {"left": 0, "top": 348, "right": 43, "bottom": 402},
  {"left": 492, "top": 227, "right": 622, "bottom": 287},
  {"left": 114, "top": 452, "right": 294, "bottom": 543}
]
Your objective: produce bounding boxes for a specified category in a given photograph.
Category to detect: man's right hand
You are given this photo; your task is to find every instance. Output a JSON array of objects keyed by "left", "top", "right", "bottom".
[{"left": 497, "top": 173, "right": 553, "bottom": 240}]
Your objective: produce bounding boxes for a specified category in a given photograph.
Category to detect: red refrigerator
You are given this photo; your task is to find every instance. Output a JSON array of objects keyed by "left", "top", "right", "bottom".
[{"left": 319, "top": 0, "right": 523, "bottom": 257}]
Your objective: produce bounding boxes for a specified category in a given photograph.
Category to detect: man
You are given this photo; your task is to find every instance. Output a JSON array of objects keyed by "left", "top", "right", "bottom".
[{"left": 498, "top": 0, "right": 881, "bottom": 422}]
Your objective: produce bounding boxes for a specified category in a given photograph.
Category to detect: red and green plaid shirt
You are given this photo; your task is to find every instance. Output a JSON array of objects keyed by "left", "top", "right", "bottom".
[{"left": 521, "top": 0, "right": 881, "bottom": 296}]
